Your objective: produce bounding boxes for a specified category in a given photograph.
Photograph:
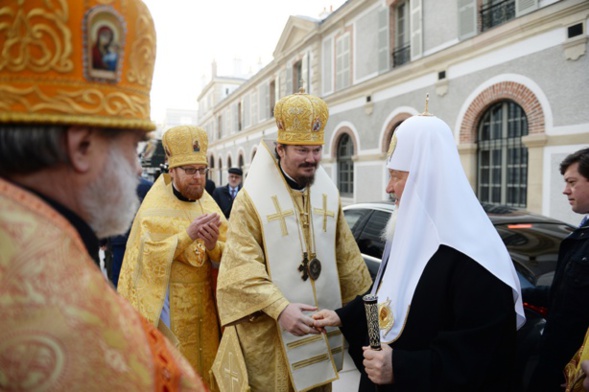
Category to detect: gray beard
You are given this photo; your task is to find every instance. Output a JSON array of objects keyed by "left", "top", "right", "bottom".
[
  {"left": 80, "top": 144, "right": 140, "bottom": 238},
  {"left": 381, "top": 208, "right": 398, "bottom": 242}
]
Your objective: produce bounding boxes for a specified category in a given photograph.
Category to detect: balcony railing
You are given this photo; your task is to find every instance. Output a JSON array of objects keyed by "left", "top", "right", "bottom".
[
  {"left": 481, "top": 0, "right": 515, "bottom": 32},
  {"left": 392, "top": 44, "right": 410, "bottom": 68}
]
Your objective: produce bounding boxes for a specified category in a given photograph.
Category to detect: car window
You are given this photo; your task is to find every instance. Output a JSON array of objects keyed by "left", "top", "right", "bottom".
[
  {"left": 343, "top": 208, "right": 372, "bottom": 232},
  {"left": 356, "top": 210, "right": 391, "bottom": 259}
]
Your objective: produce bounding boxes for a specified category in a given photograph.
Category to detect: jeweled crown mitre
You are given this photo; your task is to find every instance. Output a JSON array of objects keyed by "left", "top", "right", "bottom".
[
  {"left": 162, "top": 126, "right": 208, "bottom": 169},
  {"left": 274, "top": 88, "right": 328, "bottom": 146},
  {"left": 0, "top": 0, "right": 156, "bottom": 131}
]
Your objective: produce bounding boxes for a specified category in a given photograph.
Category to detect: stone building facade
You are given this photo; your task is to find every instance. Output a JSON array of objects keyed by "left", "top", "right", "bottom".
[{"left": 198, "top": 0, "right": 589, "bottom": 225}]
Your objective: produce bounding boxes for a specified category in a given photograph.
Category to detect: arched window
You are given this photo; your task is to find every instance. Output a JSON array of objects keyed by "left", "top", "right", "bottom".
[
  {"left": 337, "top": 134, "right": 354, "bottom": 197},
  {"left": 218, "top": 158, "right": 223, "bottom": 184},
  {"left": 477, "top": 100, "right": 528, "bottom": 207},
  {"left": 238, "top": 155, "right": 244, "bottom": 172},
  {"left": 208, "top": 156, "right": 215, "bottom": 180}
]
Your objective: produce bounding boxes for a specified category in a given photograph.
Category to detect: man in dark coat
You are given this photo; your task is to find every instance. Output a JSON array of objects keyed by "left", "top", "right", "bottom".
[
  {"left": 525, "top": 147, "right": 589, "bottom": 392},
  {"left": 313, "top": 108, "right": 525, "bottom": 391},
  {"left": 106, "top": 176, "right": 153, "bottom": 288},
  {"left": 212, "top": 167, "right": 242, "bottom": 218}
]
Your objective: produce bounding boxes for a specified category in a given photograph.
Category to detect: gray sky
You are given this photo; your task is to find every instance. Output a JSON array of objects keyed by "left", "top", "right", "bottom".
[{"left": 142, "top": 0, "right": 345, "bottom": 122}]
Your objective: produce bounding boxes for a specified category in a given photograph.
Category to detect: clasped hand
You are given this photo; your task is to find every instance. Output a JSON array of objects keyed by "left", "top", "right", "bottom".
[
  {"left": 187, "top": 213, "right": 221, "bottom": 250},
  {"left": 278, "top": 303, "right": 320, "bottom": 336}
]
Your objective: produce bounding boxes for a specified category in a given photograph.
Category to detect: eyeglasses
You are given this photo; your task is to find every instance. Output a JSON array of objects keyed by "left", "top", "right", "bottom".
[{"left": 178, "top": 166, "right": 208, "bottom": 176}]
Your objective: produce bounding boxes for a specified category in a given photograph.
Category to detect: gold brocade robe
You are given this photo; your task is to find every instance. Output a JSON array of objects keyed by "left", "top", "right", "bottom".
[
  {"left": 0, "top": 178, "right": 206, "bottom": 391},
  {"left": 216, "top": 173, "right": 372, "bottom": 391},
  {"left": 118, "top": 174, "right": 227, "bottom": 388},
  {"left": 565, "top": 327, "right": 589, "bottom": 392}
]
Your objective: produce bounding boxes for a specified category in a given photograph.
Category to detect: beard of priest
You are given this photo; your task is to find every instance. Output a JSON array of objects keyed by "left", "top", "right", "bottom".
[{"left": 212, "top": 89, "right": 372, "bottom": 392}]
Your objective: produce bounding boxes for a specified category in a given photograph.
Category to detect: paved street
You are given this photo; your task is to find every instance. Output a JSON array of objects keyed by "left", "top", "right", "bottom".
[{"left": 333, "top": 352, "right": 360, "bottom": 392}]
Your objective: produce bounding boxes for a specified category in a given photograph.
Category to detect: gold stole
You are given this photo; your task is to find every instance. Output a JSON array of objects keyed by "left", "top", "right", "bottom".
[{"left": 245, "top": 140, "right": 344, "bottom": 391}]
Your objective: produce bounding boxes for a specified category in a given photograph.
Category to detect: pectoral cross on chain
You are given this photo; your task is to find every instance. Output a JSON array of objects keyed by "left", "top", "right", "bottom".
[
  {"left": 313, "top": 194, "right": 335, "bottom": 232},
  {"left": 298, "top": 252, "right": 310, "bottom": 281},
  {"left": 267, "top": 195, "right": 294, "bottom": 236}
]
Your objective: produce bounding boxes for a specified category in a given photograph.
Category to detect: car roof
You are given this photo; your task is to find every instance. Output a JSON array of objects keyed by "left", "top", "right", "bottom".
[{"left": 343, "top": 200, "right": 573, "bottom": 227}]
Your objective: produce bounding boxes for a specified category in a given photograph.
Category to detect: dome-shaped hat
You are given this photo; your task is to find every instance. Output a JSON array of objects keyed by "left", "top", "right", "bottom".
[
  {"left": 274, "top": 88, "right": 328, "bottom": 146},
  {"left": 162, "top": 126, "right": 208, "bottom": 169},
  {"left": 0, "top": 0, "right": 156, "bottom": 131}
]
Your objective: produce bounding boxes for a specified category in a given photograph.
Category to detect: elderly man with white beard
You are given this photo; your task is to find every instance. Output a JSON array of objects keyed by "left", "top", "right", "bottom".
[
  {"left": 314, "top": 103, "right": 525, "bottom": 391},
  {"left": 0, "top": 0, "right": 207, "bottom": 390}
]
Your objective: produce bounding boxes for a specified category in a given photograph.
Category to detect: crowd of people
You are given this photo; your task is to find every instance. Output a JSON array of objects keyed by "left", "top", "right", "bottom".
[{"left": 0, "top": 0, "right": 588, "bottom": 391}]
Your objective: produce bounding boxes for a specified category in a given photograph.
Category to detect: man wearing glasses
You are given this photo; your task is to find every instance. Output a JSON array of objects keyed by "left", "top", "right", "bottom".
[
  {"left": 118, "top": 125, "right": 227, "bottom": 390},
  {"left": 213, "top": 90, "right": 371, "bottom": 391}
]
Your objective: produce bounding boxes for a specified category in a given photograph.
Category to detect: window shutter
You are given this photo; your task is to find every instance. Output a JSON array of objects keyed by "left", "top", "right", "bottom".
[
  {"left": 243, "top": 94, "right": 250, "bottom": 128},
  {"left": 378, "top": 8, "right": 390, "bottom": 73},
  {"left": 232, "top": 103, "right": 238, "bottom": 131},
  {"left": 410, "top": 0, "right": 423, "bottom": 60},
  {"left": 322, "top": 37, "right": 333, "bottom": 94},
  {"left": 458, "top": 0, "right": 476, "bottom": 39},
  {"left": 301, "top": 52, "right": 309, "bottom": 93},
  {"left": 259, "top": 83, "right": 269, "bottom": 121},
  {"left": 516, "top": 0, "right": 538, "bottom": 17},
  {"left": 286, "top": 62, "right": 293, "bottom": 95}
]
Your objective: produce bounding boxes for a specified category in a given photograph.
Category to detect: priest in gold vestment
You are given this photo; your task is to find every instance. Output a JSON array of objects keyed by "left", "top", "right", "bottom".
[
  {"left": 118, "top": 125, "right": 227, "bottom": 389},
  {"left": 0, "top": 1, "right": 207, "bottom": 390},
  {"left": 213, "top": 90, "right": 372, "bottom": 391}
]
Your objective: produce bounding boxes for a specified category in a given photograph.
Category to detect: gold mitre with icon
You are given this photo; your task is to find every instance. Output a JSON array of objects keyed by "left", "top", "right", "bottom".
[
  {"left": 162, "top": 125, "right": 208, "bottom": 169},
  {"left": 274, "top": 88, "right": 328, "bottom": 146},
  {"left": 0, "top": 0, "right": 156, "bottom": 131}
]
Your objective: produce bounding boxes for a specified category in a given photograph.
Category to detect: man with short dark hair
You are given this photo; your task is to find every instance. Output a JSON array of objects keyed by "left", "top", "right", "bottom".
[
  {"left": 0, "top": 1, "right": 206, "bottom": 390},
  {"left": 526, "top": 147, "right": 589, "bottom": 391},
  {"left": 212, "top": 167, "right": 243, "bottom": 218},
  {"left": 213, "top": 90, "right": 371, "bottom": 391}
]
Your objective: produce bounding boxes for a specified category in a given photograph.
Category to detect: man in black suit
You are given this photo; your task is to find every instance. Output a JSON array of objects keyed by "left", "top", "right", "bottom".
[{"left": 213, "top": 167, "right": 242, "bottom": 218}]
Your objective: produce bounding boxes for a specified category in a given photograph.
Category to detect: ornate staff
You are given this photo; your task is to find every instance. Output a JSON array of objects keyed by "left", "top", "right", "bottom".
[
  {"left": 363, "top": 294, "right": 382, "bottom": 391},
  {"left": 363, "top": 294, "right": 381, "bottom": 350}
]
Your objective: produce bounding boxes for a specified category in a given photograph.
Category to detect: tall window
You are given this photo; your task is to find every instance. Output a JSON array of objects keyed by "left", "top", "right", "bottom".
[
  {"left": 477, "top": 100, "right": 528, "bottom": 207},
  {"left": 218, "top": 158, "right": 223, "bottom": 184},
  {"left": 269, "top": 80, "right": 276, "bottom": 117},
  {"left": 209, "top": 156, "right": 215, "bottom": 180},
  {"left": 337, "top": 134, "right": 354, "bottom": 196},
  {"left": 237, "top": 102, "right": 242, "bottom": 131},
  {"left": 293, "top": 60, "right": 303, "bottom": 92},
  {"left": 393, "top": 1, "right": 410, "bottom": 67}
]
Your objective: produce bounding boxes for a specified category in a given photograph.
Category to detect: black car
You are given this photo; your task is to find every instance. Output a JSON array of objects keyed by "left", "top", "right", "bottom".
[{"left": 342, "top": 201, "right": 575, "bottom": 391}]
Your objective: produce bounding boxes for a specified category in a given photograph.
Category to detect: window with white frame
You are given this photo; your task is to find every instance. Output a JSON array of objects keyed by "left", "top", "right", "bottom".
[
  {"left": 393, "top": 0, "right": 411, "bottom": 67},
  {"left": 337, "top": 134, "right": 354, "bottom": 196},
  {"left": 477, "top": 100, "right": 528, "bottom": 207}
]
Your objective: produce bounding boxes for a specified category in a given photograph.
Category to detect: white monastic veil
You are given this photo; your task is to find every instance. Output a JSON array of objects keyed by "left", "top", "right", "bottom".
[{"left": 375, "top": 114, "right": 526, "bottom": 344}]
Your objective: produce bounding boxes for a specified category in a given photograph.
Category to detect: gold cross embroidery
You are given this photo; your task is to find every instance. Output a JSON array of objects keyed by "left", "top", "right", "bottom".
[
  {"left": 313, "top": 193, "right": 335, "bottom": 232},
  {"left": 267, "top": 195, "right": 294, "bottom": 236},
  {"left": 223, "top": 352, "right": 240, "bottom": 391}
]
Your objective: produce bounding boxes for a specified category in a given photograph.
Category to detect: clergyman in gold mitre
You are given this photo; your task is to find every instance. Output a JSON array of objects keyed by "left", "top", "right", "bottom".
[
  {"left": 274, "top": 87, "right": 329, "bottom": 146},
  {"left": 162, "top": 125, "right": 209, "bottom": 168},
  {"left": 0, "top": 0, "right": 210, "bottom": 391}
]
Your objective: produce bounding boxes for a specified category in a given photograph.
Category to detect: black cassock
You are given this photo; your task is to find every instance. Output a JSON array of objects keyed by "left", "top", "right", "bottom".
[{"left": 337, "top": 245, "right": 517, "bottom": 392}]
